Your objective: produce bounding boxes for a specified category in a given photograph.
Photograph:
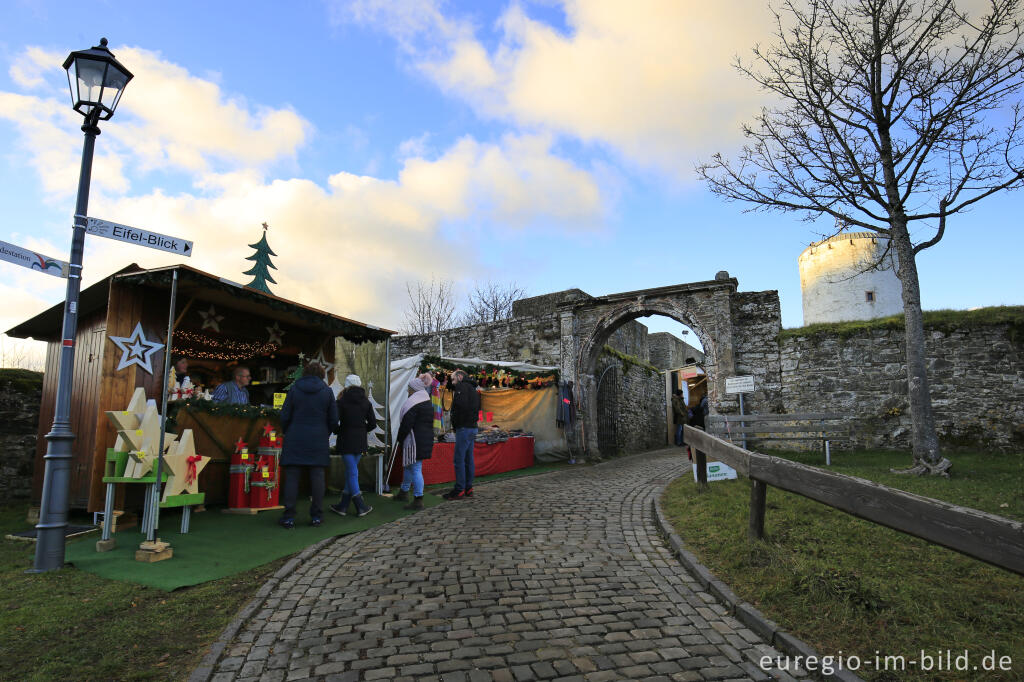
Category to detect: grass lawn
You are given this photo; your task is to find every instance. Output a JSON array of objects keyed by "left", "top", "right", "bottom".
[
  {"left": 662, "top": 449, "right": 1024, "bottom": 681},
  {"left": 0, "top": 506, "right": 285, "bottom": 682}
]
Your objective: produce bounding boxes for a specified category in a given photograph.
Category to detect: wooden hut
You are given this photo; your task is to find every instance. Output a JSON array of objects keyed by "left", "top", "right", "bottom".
[{"left": 7, "top": 263, "right": 392, "bottom": 512}]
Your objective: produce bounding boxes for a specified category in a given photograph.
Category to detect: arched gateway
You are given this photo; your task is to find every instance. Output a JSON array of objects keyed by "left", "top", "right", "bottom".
[
  {"left": 391, "top": 272, "right": 783, "bottom": 462},
  {"left": 556, "top": 272, "right": 781, "bottom": 459}
]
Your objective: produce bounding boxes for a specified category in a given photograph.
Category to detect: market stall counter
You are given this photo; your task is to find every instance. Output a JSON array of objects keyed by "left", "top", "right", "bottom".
[
  {"left": 171, "top": 403, "right": 282, "bottom": 507},
  {"left": 389, "top": 435, "right": 535, "bottom": 486}
]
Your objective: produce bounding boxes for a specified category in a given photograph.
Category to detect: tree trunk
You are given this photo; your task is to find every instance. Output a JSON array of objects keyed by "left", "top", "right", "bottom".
[{"left": 889, "top": 220, "right": 949, "bottom": 475}]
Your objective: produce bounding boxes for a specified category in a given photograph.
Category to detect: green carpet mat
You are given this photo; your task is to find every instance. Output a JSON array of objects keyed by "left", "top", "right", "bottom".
[{"left": 64, "top": 492, "right": 442, "bottom": 591}]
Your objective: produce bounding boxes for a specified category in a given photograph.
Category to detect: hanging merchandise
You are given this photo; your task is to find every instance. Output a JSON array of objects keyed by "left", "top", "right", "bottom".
[
  {"left": 556, "top": 380, "right": 576, "bottom": 428},
  {"left": 419, "top": 355, "right": 558, "bottom": 390}
]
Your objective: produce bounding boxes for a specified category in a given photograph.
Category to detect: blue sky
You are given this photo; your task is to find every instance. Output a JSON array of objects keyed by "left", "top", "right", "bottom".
[{"left": 1, "top": 0, "right": 1022, "bottom": 358}]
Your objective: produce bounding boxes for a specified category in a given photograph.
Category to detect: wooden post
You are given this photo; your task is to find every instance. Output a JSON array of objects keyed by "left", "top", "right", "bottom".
[
  {"left": 695, "top": 449, "right": 708, "bottom": 489},
  {"left": 749, "top": 479, "right": 767, "bottom": 540}
]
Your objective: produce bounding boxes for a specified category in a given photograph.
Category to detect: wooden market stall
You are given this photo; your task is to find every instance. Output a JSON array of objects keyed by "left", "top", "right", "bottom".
[{"left": 7, "top": 263, "right": 393, "bottom": 512}]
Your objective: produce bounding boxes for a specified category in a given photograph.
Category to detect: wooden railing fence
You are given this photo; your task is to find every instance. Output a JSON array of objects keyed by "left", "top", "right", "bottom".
[{"left": 684, "top": 425, "right": 1024, "bottom": 576}]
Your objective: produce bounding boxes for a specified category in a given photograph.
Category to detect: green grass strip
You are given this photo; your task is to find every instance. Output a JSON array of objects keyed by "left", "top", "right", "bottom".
[{"left": 662, "top": 450, "right": 1023, "bottom": 681}]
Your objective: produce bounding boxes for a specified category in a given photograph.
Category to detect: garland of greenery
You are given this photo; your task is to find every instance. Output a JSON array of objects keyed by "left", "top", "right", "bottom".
[
  {"left": 165, "top": 397, "right": 279, "bottom": 430},
  {"left": 601, "top": 345, "right": 661, "bottom": 377},
  {"left": 418, "top": 354, "right": 560, "bottom": 383}
]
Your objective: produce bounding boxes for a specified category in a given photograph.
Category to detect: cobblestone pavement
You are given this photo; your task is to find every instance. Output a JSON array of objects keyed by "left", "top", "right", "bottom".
[{"left": 197, "top": 450, "right": 810, "bottom": 682}]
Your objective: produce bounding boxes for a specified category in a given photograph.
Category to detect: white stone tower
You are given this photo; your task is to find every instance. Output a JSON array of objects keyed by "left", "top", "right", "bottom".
[{"left": 799, "top": 232, "right": 902, "bottom": 324}]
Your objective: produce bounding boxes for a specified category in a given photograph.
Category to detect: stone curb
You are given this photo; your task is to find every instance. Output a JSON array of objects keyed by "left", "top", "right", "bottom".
[
  {"left": 188, "top": 534, "right": 338, "bottom": 682},
  {"left": 651, "top": 491, "right": 863, "bottom": 682}
]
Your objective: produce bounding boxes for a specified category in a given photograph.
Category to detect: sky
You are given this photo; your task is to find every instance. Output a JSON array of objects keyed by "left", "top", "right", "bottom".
[{"left": 1, "top": 0, "right": 1022, "bottom": 362}]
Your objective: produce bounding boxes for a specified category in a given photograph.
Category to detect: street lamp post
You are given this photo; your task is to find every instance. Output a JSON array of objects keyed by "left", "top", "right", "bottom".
[{"left": 32, "top": 38, "right": 132, "bottom": 573}]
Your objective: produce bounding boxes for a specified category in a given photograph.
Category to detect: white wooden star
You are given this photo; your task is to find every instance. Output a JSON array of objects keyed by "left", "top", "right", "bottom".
[
  {"left": 312, "top": 348, "right": 335, "bottom": 380},
  {"left": 267, "top": 321, "right": 285, "bottom": 345},
  {"left": 161, "top": 430, "right": 210, "bottom": 500},
  {"left": 198, "top": 304, "right": 224, "bottom": 332},
  {"left": 108, "top": 323, "right": 165, "bottom": 374}
]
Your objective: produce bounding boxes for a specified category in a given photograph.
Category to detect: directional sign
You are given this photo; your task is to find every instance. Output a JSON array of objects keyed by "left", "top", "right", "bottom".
[
  {"left": 0, "top": 239, "right": 69, "bottom": 278},
  {"left": 725, "top": 375, "right": 755, "bottom": 394},
  {"left": 86, "top": 217, "right": 193, "bottom": 257}
]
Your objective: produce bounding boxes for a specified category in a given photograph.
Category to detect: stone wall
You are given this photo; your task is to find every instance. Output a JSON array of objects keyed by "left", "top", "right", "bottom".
[
  {"left": 731, "top": 291, "right": 785, "bottom": 416},
  {"left": 648, "top": 332, "right": 704, "bottom": 370},
  {"left": 0, "top": 370, "right": 42, "bottom": 500},
  {"left": 390, "top": 315, "right": 562, "bottom": 366},
  {"left": 595, "top": 322, "right": 666, "bottom": 456},
  {"left": 779, "top": 321, "right": 1024, "bottom": 451}
]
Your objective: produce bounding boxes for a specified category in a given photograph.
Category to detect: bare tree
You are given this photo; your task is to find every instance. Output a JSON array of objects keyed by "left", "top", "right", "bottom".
[
  {"left": 460, "top": 280, "right": 527, "bottom": 325},
  {"left": 401, "top": 276, "right": 459, "bottom": 335},
  {"left": 0, "top": 334, "right": 46, "bottom": 372},
  {"left": 698, "top": 0, "right": 1024, "bottom": 475}
]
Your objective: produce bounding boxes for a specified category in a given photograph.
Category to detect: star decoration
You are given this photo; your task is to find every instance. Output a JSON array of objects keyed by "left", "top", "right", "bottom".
[
  {"left": 109, "top": 323, "right": 165, "bottom": 374},
  {"left": 262, "top": 423, "right": 275, "bottom": 437},
  {"left": 233, "top": 437, "right": 247, "bottom": 453},
  {"left": 161, "top": 430, "right": 210, "bottom": 500},
  {"left": 198, "top": 304, "right": 224, "bottom": 332},
  {"left": 262, "top": 221, "right": 269, "bottom": 231},
  {"left": 312, "top": 348, "right": 335, "bottom": 380},
  {"left": 266, "top": 321, "right": 285, "bottom": 345}
]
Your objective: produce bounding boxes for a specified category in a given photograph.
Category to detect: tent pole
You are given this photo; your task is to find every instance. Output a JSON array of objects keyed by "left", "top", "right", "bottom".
[
  {"left": 149, "top": 269, "right": 178, "bottom": 543},
  {"left": 380, "top": 336, "right": 391, "bottom": 495}
]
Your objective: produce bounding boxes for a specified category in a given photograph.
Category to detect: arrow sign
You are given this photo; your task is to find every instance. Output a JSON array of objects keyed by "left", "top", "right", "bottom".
[
  {"left": 0, "top": 239, "right": 69, "bottom": 278},
  {"left": 86, "top": 217, "right": 193, "bottom": 257}
]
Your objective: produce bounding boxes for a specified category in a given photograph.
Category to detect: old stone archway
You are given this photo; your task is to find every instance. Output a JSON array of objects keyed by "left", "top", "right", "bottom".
[{"left": 557, "top": 273, "right": 772, "bottom": 459}]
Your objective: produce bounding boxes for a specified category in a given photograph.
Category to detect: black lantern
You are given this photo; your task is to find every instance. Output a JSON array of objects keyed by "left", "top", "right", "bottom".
[{"left": 63, "top": 37, "right": 133, "bottom": 121}]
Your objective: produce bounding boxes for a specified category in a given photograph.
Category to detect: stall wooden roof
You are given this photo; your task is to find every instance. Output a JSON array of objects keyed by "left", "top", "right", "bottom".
[{"left": 6, "top": 263, "right": 394, "bottom": 343}]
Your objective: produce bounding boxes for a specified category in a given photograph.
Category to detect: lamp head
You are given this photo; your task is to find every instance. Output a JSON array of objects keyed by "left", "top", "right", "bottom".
[{"left": 63, "top": 38, "right": 133, "bottom": 121}]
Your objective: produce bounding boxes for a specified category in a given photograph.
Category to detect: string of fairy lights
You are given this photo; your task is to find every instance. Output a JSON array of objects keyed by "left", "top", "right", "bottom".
[{"left": 173, "top": 329, "right": 279, "bottom": 361}]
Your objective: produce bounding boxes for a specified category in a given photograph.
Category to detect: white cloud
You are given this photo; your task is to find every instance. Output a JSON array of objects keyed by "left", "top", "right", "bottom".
[
  {"left": 337, "top": 0, "right": 777, "bottom": 177},
  {"left": 1, "top": 40, "right": 605, "bottom": 333}
]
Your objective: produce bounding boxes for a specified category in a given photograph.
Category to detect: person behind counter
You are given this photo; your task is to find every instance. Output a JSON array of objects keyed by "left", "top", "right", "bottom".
[
  {"left": 171, "top": 356, "right": 190, "bottom": 386},
  {"left": 279, "top": 361, "right": 338, "bottom": 529},
  {"left": 211, "top": 366, "right": 251, "bottom": 404}
]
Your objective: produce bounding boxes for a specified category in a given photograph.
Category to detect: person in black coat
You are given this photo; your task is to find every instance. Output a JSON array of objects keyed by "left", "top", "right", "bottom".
[
  {"left": 394, "top": 377, "right": 434, "bottom": 511},
  {"left": 278, "top": 361, "right": 339, "bottom": 528},
  {"left": 445, "top": 370, "right": 481, "bottom": 500},
  {"left": 329, "top": 374, "right": 377, "bottom": 518}
]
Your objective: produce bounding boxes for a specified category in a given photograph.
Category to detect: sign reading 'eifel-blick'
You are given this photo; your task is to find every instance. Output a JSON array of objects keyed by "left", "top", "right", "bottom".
[{"left": 86, "top": 217, "right": 193, "bottom": 256}]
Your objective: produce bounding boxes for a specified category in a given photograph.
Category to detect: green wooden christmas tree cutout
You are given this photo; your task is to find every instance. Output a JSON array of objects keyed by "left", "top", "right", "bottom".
[{"left": 244, "top": 222, "right": 278, "bottom": 294}]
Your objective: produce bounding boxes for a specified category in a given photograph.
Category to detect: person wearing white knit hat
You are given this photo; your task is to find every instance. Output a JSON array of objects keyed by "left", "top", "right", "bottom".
[{"left": 328, "top": 373, "right": 376, "bottom": 517}]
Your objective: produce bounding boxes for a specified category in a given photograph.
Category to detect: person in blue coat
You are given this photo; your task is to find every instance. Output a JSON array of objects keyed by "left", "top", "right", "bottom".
[{"left": 278, "top": 361, "right": 339, "bottom": 528}]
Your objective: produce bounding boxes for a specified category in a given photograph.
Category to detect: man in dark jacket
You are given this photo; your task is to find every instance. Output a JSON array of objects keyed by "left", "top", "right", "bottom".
[
  {"left": 445, "top": 369, "right": 481, "bottom": 500},
  {"left": 671, "top": 389, "right": 687, "bottom": 446},
  {"left": 329, "top": 374, "right": 377, "bottom": 517},
  {"left": 279, "top": 362, "right": 339, "bottom": 528}
]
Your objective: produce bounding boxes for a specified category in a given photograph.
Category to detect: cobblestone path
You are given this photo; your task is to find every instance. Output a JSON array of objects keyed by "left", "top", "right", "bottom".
[{"left": 197, "top": 449, "right": 807, "bottom": 682}]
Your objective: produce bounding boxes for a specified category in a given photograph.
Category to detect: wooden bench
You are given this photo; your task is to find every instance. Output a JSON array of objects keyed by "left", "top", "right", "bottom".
[{"left": 705, "top": 412, "right": 849, "bottom": 464}]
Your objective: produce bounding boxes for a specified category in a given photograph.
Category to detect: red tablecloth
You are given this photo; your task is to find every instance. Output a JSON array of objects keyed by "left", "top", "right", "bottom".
[{"left": 389, "top": 437, "right": 534, "bottom": 486}]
